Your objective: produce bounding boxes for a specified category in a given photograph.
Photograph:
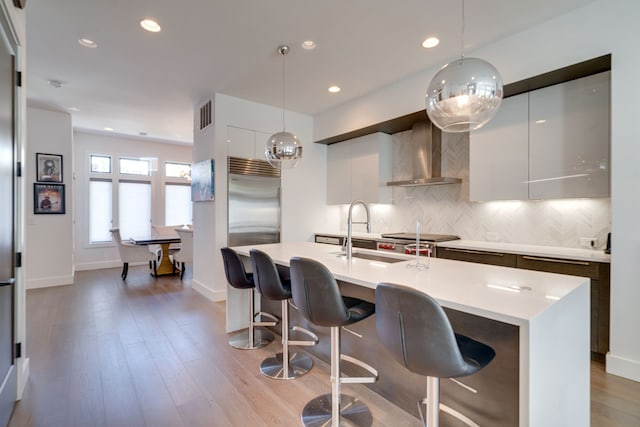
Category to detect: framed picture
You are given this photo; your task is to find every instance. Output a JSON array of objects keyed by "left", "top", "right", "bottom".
[
  {"left": 34, "top": 183, "right": 65, "bottom": 214},
  {"left": 191, "top": 159, "right": 214, "bottom": 202},
  {"left": 36, "top": 153, "right": 63, "bottom": 182}
]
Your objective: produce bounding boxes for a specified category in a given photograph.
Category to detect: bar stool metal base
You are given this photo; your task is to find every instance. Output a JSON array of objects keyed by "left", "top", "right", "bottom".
[
  {"left": 259, "top": 351, "right": 313, "bottom": 380},
  {"left": 228, "top": 329, "right": 274, "bottom": 350},
  {"left": 301, "top": 393, "right": 372, "bottom": 427}
]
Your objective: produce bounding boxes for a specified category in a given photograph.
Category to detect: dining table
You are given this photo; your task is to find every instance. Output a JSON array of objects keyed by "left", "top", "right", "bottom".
[{"left": 131, "top": 235, "right": 181, "bottom": 276}]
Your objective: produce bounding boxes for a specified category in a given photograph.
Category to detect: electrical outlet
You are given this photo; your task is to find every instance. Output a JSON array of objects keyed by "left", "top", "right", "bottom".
[
  {"left": 580, "top": 237, "right": 598, "bottom": 248},
  {"left": 486, "top": 232, "right": 500, "bottom": 242}
]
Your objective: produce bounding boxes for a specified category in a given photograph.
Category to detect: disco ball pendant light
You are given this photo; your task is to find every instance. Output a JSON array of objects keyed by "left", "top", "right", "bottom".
[
  {"left": 265, "top": 45, "right": 303, "bottom": 169},
  {"left": 425, "top": 0, "right": 503, "bottom": 133}
]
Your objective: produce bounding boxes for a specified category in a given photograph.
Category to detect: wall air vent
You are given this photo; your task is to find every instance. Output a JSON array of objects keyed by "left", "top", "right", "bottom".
[
  {"left": 228, "top": 156, "right": 280, "bottom": 178},
  {"left": 199, "top": 100, "right": 212, "bottom": 130}
]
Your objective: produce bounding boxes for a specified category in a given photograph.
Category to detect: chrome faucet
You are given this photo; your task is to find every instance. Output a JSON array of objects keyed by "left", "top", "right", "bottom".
[{"left": 346, "top": 200, "right": 371, "bottom": 259}]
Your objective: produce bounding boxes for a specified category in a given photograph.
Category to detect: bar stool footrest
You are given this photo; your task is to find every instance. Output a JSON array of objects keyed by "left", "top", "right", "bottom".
[
  {"left": 339, "top": 354, "right": 378, "bottom": 384},
  {"left": 288, "top": 325, "right": 319, "bottom": 347},
  {"left": 253, "top": 311, "right": 279, "bottom": 327}
]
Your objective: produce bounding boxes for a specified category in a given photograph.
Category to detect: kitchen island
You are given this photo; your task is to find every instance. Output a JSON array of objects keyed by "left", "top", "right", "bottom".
[{"left": 230, "top": 242, "right": 589, "bottom": 427}]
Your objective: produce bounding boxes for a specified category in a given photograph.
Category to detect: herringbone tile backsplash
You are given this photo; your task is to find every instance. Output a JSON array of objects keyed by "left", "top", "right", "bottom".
[{"left": 341, "top": 130, "right": 611, "bottom": 250}]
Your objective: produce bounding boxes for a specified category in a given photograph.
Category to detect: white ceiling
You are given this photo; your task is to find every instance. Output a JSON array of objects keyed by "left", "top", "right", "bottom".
[{"left": 25, "top": 0, "right": 595, "bottom": 144}]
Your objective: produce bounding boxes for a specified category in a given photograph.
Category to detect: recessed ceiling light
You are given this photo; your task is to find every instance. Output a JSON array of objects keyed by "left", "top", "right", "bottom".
[
  {"left": 140, "top": 18, "right": 161, "bottom": 33},
  {"left": 47, "top": 80, "right": 64, "bottom": 88},
  {"left": 78, "top": 38, "right": 97, "bottom": 48},
  {"left": 302, "top": 40, "right": 316, "bottom": 50},
  {"left": 104, "top": 127, "right": 114, "bottom": 132},
  {"left": 422, "top": 37, "right": 440, "bottom": 48},
  {"left": 328, "top": 86, "right": 341, "bottom": 93}
]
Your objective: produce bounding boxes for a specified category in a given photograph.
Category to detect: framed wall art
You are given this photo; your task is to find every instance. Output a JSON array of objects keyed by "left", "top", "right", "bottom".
[
  {"left": 34, "top": 183, "right": 65, "bottom": 214},
  {"left": 36, "top": 153, "right": 63, "bottom": 182},
  {"left": 191, "top": 159, "right": 214, "bottom": 202}
]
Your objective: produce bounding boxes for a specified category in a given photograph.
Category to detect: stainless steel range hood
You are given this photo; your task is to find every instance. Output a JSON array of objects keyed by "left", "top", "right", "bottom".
[{"left": 386, "top": 121, "right": 462, "bottom": 187}]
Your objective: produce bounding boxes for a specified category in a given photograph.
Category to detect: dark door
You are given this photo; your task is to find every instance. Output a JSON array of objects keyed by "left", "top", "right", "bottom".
[{"left": 0, "top": 18, "right": 17, "bottom": 426}]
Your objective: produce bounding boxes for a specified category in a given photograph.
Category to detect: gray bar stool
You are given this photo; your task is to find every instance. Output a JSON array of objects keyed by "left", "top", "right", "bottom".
[
  {"left": 290, "top": 257, "right": 378, "bottom": 427},
  {"left": 220, "top": 247, "right": 277, "bottom": 349},
  {"left": 375, "top": 283, "right": 496, "bottom": 427},
  {"left": 250, "top": 249, "right": 318, "bottom": 379}
]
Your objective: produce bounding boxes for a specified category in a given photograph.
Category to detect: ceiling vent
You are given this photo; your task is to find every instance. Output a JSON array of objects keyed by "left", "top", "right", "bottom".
[{"left": 199, "top": 100, "right": 212, "bottom": 131}]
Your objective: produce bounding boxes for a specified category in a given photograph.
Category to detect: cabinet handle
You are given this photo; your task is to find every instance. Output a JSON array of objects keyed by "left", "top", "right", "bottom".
[
  {"left": 0, "top": 278, "right": 15, "bottom": 287},
  {"left": 444, "top": 248, "right": 504, "bottom": 257},
  {"left": 521, "top": 256, "right": 590, "bottom": 266}
]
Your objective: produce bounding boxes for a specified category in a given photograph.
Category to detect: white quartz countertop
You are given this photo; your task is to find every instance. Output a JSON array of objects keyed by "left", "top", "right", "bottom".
[
  {"left": 437, "top": 240, "right": 611, "bottom": 263},
  {"left": 232, "top": 242, "right": 589, "bottom": 326}
]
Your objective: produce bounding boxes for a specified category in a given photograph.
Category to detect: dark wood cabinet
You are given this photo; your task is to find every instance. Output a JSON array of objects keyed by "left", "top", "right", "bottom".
[
  {"left": 437, "top": 245, "right": 610, "bottom": 358},
  {"left": 516, "top": 254, "right": 610, "bottom": 357},
  {"left": 437, "top": 247, "right": 517, "bottom": 267}
]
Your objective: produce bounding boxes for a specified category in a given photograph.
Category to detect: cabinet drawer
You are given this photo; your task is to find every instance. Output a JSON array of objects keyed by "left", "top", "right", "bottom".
[
  {"left": 437, "top": 247, "right": 517, "bottom": 268},
  {"left": 315, "top": 235, "right": 343, "bottom": 246},
  {"left": 516, "top": 255, "right": 600, "bottom": 280}
]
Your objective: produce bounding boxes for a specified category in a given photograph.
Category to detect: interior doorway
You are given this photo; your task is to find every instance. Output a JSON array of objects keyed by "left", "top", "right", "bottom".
[{"left": 0, "top": 12, "right": 18, "bottom": 426}]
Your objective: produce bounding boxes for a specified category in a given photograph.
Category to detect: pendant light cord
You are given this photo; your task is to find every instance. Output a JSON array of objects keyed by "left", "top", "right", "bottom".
[
  {"left": 281, "top": 48, "right": 286, "bottom": 132},
  {"left": 460, "top": 0, "right": 465, "bottom": 59}
]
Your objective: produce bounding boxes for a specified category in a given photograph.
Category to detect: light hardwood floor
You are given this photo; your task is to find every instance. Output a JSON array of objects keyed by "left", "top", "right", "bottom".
[{"left": 8, "top": 266, "right": 640, "bottom": 426}]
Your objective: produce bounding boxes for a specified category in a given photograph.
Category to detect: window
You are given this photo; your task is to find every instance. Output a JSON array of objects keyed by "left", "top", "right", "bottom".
[
  {"left": 165, "top": 184, "right": 192, "bottom": 226},
  {"left": 89, "top": 179, "right": 112, "bottom": 243},
  {"left": 91, "top": 154, "right": 111, "bottom": 173},
  {"left": 118, "top": 181, "right": 151, "bottom": 240},
  {"left": 165, "top": 162, "right": 191, "bottom": 179},
  {"left": 119, "top": 157, "right": 151, "bottom": 176},
  {"left": 87, "top": 153, "right": 190, "bottom": 245}
]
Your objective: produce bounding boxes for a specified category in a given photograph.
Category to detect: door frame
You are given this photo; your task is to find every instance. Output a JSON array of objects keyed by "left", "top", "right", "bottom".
[{"left": 0, "top": 0, "right": 27, "bottom": 403}]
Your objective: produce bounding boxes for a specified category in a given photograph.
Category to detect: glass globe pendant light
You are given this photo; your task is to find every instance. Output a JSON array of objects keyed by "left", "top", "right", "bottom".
[
  {"left": 425, "top": 0, "right": 503, "bottom": 133},
  {"left": 265, "top": 45, "right": 303, "bottom": 168}
]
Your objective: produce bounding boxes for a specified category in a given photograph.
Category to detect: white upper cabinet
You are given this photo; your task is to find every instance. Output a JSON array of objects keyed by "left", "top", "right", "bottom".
[
  {"left": 326, "top": 132, "right": 393, "bottom": 204},
  {"left": 227, "top": 126, "right": 273, "bottom": 160},
  {"left": 528, "top": 71, "right": 610, "bottom": 199},
  {"left": 469, "top": 71, "right": 610, "bottom": 201},
  {"left": 327, "top": 140, "right": 352, "bottom": 204},
  {"left": 470, "top": 93, "right": 529, "bottom": 201}
]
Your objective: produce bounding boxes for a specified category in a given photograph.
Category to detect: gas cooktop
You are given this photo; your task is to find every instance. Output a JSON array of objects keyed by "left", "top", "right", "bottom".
[{"left": 380, "top": 232, "right": 460, "bottom": 242}]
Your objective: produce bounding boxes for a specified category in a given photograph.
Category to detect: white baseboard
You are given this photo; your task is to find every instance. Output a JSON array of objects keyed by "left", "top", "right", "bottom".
[
  {"left": 192, "top": 279, "right": 227, "bottom": 302},
  {"left": 606, "top": 352, "right": 640, "bottom": 382},
  {"left": 26, "top": 275, "right": 73, "bottom": 289},
  {"left": 16, "top": 357, "right": 29, "bottom": 400},
  {"left": 75, "top": 260, "right": 122, "bottom": 271}
]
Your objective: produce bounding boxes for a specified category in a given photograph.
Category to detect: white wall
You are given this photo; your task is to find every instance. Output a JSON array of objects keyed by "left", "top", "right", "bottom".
[
  {"left": 192, "top": 93, "right": 338, "bottom": 330},
  {"left": 25, "top": 107, "right": 74, "bottom": 289},
  {"left": 314, "top": 0, "right": 640, "bottom": 381},
  {"left": 73, "top": 131, "right": 192, "bottom": 270}
]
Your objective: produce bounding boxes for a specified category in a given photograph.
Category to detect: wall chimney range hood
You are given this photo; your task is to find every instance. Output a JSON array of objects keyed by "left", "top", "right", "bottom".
[{"left": 386, "top": 121, "right": 462, "bottom": 187}]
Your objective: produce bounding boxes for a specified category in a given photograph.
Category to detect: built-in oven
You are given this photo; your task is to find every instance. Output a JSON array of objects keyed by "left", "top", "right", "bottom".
[{"left": 376, "top": 233, "right": 460, "bottom": 257}]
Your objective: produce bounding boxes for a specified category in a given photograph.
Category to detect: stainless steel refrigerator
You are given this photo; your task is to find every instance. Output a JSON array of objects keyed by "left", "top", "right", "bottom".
[{"left": 227, "top": 156, "right": 281, "bottom": 246}]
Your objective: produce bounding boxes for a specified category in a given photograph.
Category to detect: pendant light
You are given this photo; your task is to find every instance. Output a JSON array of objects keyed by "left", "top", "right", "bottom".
[
  {"left": 265, "top": 45, "right": 303, "bottom": 169},
  {"left": 425, "top": 0, "right": 503, "bottom": 133}
]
